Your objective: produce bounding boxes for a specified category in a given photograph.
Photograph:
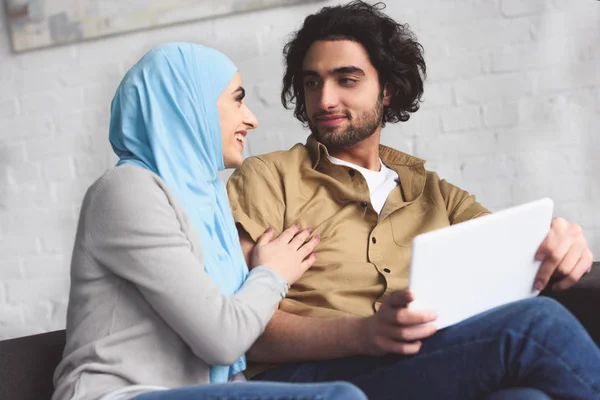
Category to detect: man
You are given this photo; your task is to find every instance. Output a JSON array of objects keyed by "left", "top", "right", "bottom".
[{"left": 227, "top": 2, "right": 600, "bottom": 398}]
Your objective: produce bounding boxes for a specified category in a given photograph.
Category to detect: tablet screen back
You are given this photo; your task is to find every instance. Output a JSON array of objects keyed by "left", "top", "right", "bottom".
[{"left": 408, "top": 198, "right": 554, "bottom": 329}]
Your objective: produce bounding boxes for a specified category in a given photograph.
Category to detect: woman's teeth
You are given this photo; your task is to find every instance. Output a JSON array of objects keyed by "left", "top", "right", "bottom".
[{"left": 234, "top": 133, "right": 245, "bottom": 144}]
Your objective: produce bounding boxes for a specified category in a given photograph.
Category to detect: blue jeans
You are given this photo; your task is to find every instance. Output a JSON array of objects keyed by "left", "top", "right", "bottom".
[
  {"left": 132, "top": 381, "right": 366, "bottom": 400},
  {"left": 256, "top": 297, "right": 600, "bottom": 399}
]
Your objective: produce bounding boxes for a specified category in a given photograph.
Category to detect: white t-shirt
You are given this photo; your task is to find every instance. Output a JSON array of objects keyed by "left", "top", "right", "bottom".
[{"left": 329, "top": 156, "right": 399, "bottom": 214}]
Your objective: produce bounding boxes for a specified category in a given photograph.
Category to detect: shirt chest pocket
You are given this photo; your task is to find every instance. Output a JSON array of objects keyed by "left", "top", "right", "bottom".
[{"left": 389, "top": 199, "right": 451, "bottom": 247}]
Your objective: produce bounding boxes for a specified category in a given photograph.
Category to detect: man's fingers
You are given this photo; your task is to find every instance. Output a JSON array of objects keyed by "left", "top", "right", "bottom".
[
  {"left": 554, "top": 239, "right": 586, "bottom": 279},
  {"left": 374, "top": 336, "right": 422, "bottom": 355},
  {"left": 535, "top": 234, "right": 571, "bottom": 290},
  {"left": 256, "top": 227, "right": 274, "bottom": 246},
  {"left": 380, "top": 322, "right": 437, "bottom": 342},
  {"left": 553, "top": 249, "right": 594, "bottom": 291},
  {"left": 396, "top": 308, "right": 437, "bottom": 325},
  {"left": 386, "top": 290, "right": 414, "bottom": 308},
  {"left": 380, "top": 305, "right": 436, "bottom": 326}
]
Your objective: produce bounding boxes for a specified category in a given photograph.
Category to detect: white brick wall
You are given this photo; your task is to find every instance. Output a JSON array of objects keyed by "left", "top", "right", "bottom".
[{"left": 1, "top": 0, "right": 599, "bottom": 339}]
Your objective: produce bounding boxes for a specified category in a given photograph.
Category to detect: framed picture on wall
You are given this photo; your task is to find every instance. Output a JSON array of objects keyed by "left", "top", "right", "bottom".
[{"left": 5, "top": 0, "right": 324, "bottom": 52}]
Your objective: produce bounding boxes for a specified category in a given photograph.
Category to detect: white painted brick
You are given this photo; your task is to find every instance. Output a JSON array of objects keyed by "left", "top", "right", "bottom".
[
  {"left": 42, "top": 157, "right": 75, "bottom": 181},
  {"left": 398, "top": 109, "right": 441, "bottom": 136},
  {"left": 76, "top": 34, "right": 150, "bottom": 67},
  {"left": 459, "top": 154, "right": 517, "bottom": 182},
  {"left": 2, "top": 209, "right": 70, "bottom": 236},
  {"left": 380, "top": 129, "right": 415, "bottom": 156},
  {"left": 417, "top": 1, "right": 500, "bottom": 29},
  {"left": 512, "top": 148, "right": 587, "bottom": 177},
  {"left": 50, "top": 180, "right": 92, "bottom": 205},
  {"left": 422, "top": 83, "right": 454, "bottom": 108},
  {"left": 583, "top": 229, "right": 600, "bottom": 256},
  {"left": 558, "top": 88, "right": 599, "bottom": 115},
  {"left": 415, "top": 131, "right": 498, "bottom": 159},
  {"left": 495, "top": 126, "right": 579, "bottom": 152},
  {"left": 21, "top": 302, "right": 53, "bottom": 330},
  {"left": 482, "top": 104, "right": 519, "bottom": 128},
  {"left": 512, "top": 174, "right": 589, "bottom": 204},
  {"left": 9, "top": 67, "right": 64, "bottom": 96},
  {"left": 501, "top": 0, "right": 553, "bottom": 17},
  {"left": 0, "top": 235, "right": 38, "bottom": 258},
  {"left": 0, "top": 115, "right": 54, "bottom": 142},
  {"left": 554, "top": 202, "right": 600, "bottom": 230},
  {"left": 84, "top": 86, "right": 115, "bottom": 110},
  {"left": 0, "top": 326, "right": 47, "bottom": 341},
  {"left": 515, "top": 95, "right": 597, "bottom": 145},
  {"left": 425, "top": 54, "right": 484, "bottom": 82},
  {"left": 39, "top": 232, "right": 76, "bottom": 255},
  {"left": 441, "top": 106, "right": 482, "bottom": 133},
  {"left": 6, "top": 278, "right": 70, "bottom": 304},
  {"left": 423, "top": 18, "right": 533, "bottom": 54},
  {"left": 58, "top": 63, "right": 123, "bottom": 88},
  {"left": 0, "top": 143, "right": 27, "bottom": 165},
  {"left": 48, "top": 301, "right": 68, "bottom": 331},
  {"left": 250, "top": 6, "right": 311, "bottom": 56},
  {"left": 534, "top": 61, "right": 600, "bottom": 93},
  {"left": 14, "top": 44, "right": 78, "bottom": 72},
  {"left": 455, "top": 74, "right": 534, "bottom": 104},
  {"left": 0, "top": 258, "right": 23, "bottom": 280},
  {"left": 0, "top": 186, "right": 51, "bottom": 212},
  {"left": 467, "top": 178, "right": 516, "bottom": 211},
  {"left": 422, "top": 159, "right": 463, "bottom": 184},
  {"left": 55, "top": 110, "right": 110, "bottom": 136},
  {"left": 0, "top": 304, "right": 23, "bottom": 327},
  {"left": 74, "top": 155, "right": 109, "bottom": 178},
  {"left": 22, "top": 254, "right": 69, "bottom": 279},
  {"left": 20, "top": 89, "right": 84, "bottom": 116},
  {"left": 529, "top": 9, "right": 600, "bottom": 40},
  {"left": 25, "top": 135, "right": 93, "bottom": 162},
  {"left": 491, "top": 39, "right": 588, "bottom": 73},
  {"left": 0, "top": 99, "right": 18, "bottom": 119},
  {"left": 5, "top": 162, "right": 42, "bottom": 185},
  {"left": 590, "top": 37, "right": 600, "bottom": 61}
]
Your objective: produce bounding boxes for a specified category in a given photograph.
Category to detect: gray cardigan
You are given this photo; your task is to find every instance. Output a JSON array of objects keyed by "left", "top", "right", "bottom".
[{"left": 52, "top": 165, "right": 288, "bottom": 400}]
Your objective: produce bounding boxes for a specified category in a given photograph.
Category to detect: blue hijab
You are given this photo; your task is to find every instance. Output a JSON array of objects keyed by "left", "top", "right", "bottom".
[{"left": 108, "top": 42, "right": 248, "bottom": 383}]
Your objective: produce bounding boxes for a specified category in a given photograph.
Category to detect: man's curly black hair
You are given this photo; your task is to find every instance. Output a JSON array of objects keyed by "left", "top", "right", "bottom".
[{"left": 281, "top": 1, "right": 426, "bottom": 126}]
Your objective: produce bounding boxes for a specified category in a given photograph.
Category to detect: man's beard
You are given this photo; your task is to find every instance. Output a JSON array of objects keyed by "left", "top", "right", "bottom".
[{"left": 308, "top": 97, "right": 384, "bottom": 150}]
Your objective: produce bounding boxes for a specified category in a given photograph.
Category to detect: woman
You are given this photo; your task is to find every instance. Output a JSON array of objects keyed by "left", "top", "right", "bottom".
[{"left": 52, "top": 42, "right": 367, "bottom": 400}]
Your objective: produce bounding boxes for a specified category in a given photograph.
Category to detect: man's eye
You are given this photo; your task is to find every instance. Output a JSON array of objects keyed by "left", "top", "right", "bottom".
[
  {"left": 340, "top": 78, "right": 357, "bottom": 85},
  {"left": 304, "top": 80, "right": 319, "bottom": 88}
]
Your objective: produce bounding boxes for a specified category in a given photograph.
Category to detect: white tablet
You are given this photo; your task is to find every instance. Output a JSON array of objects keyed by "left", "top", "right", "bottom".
[{"left": 408, "top": 198, "right": 554, "bottom": 330}]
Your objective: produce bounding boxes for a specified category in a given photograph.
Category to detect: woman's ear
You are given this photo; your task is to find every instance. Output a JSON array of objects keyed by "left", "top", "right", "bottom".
[{"left": 382, "top": 83, "right": 393, "bottom": 106}]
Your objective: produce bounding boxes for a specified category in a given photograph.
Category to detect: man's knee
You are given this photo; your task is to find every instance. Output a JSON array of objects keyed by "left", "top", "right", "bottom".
[{"left": 508, "top": 297, "right": 581, "bottom": 334}]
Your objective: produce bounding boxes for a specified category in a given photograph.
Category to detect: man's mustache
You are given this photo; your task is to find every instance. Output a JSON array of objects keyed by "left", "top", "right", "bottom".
[{"left": 312, "top": 110, "right": 352, "bottom": 120}]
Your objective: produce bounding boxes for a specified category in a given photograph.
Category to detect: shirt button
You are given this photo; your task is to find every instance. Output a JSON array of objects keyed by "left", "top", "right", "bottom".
[
  {"left": 360, "top": 201, "right": 368, "bottom": 207},
  {"left": 348, "top": 169, "right": 355, "bottom": 177},
  {"left": 383, "top": 268, "right": 391, "bottom": 273},
  {"left": 372, "top": 237, "right": 377, "bottom": 244}
]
